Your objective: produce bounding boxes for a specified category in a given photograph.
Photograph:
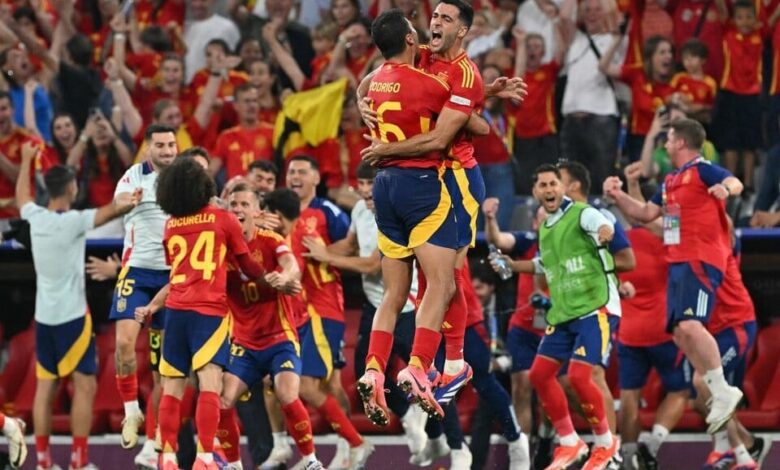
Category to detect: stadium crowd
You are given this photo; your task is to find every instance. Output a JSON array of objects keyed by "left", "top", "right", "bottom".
[{"left": 0, "top": 0, "right": 779, "bottom": 470}]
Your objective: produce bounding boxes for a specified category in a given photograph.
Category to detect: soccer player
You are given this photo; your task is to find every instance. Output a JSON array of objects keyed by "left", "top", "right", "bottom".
[
  {"left": 135, "top": 157, "right": 266, "bottom": 470},
  {"left": 0, "top": 411, "right": 26, "bottom": 468},
  {"left": 493, "top": 164, "right": 621, "bottom": 469},
  {"left": 605, "top": 118, "right": 745, "bottom": 435},
  {"left": 557, "top": 160, "right": 634, "bottom": 436},
  {"left": 263, "top": 187, "right": 374, "bottom": 469},
  {"left": 218, "top": 183, "right": 326, "bottom": 470},
  {"left": 353, "top": 8, "right": 461, "bottom": 422},
  {"left": 284, "top": 154, "right": 362, "bottom": 468},
  {"left": 16, "top": 141, "right": 141, "bottom": 470},
  {"left": 360, "top": 0, "right": 506, "bottom": 406},
  {"left": 110, "top": 124, "right": 177, "bottom": 456},
  {"left": 302, "top": 162, "right": 428, "bottom": 454}
]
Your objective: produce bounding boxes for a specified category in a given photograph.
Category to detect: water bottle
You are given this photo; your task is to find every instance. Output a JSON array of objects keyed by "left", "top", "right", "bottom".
[{"left": 488, "top": 244, "right": 513, "bottom": 281}]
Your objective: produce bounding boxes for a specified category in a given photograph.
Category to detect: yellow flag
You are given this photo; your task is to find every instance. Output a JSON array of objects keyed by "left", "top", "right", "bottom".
[{"left": 273, "top": 78, "right": 348, "bottom": 161}]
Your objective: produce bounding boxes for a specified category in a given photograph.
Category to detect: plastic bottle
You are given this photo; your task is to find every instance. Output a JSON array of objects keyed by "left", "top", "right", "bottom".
[{"left": 488, "top": 244, "right": 513, "bottom": 281}]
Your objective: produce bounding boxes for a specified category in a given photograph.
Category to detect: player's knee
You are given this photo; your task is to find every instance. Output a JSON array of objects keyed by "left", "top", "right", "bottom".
[
  {"left": 115, "top": 332, "right": 136, "bottom": 356},
  {"left": 529, "top": 360, "right": 552, "bottom": 389},
  {"left": 674, "top": 320, "right": 704, "bottom": 342},
  {"left": 73, "top": 374, "right": 97, "bottom": 398},
  {"left": 568, "top": 361, "right": 595, "bottom": 391}
]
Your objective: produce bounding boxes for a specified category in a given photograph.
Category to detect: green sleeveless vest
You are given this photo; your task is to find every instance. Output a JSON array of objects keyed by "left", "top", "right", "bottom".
[{"left": 539, "top": 202, "right": 616, "bottom": 325}]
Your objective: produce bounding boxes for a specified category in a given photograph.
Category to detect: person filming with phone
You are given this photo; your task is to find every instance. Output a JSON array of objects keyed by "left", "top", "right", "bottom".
[{"left": 637, "top": 104, "right": 720, "bottom": 183}]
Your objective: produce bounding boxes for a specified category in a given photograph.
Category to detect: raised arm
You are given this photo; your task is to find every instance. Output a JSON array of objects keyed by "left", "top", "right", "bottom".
[
  {"left": 104, "top": 58, "right": 143, "bottom": 139},
  {"left": 94, "top": 187, "right": 141, "bottom": 226},
  {"left": 604, "top": 176, "right": 663, "bottom": 223},
  {"left": 22, "top": 81, "right": 42, "bottom": 138},
  {"left": 482, "top": 197, "right": 517, "bottom": 252},
  {"left": 262, "top": 19, "right": 306, "bottom": 91},
  {"left": 598, "top": 33, "right": 624, "bottom": 79},
  {"left": 513, "top": 27, "right": 528, "bottom": 79},
  {"left": 14, "top": 141, "right": 38, "bottom": 208}
]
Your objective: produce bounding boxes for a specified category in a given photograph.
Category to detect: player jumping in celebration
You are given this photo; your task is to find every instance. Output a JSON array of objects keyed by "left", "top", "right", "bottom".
[
  {"left": 493, "top": 164, "right": 622, "bottom": 470},
  {"left": 16, "top": 141, "right": 141, "bottom": 470},
  {"left": 354, "top": 8, "right": 466, "bottom": 422},
  {"left": 605, "top": 118, "right": 745, "bottom": 435},
  {"left": 110, "top": 124, "right": 177, "bottom": 461},
  {"left": 135, "top": 158, "right": 267, "bottom": 470},
  {"left": 217, "top": 183, "right": 326, "bottom": 470}
]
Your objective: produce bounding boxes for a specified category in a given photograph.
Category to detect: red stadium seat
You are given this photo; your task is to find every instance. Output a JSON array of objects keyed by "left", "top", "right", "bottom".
[
  {"left": 0, "top": 326, "right": 36, "bottom": 407},
  {"left": 743, "top": 323, "right": 780, "bottom": 410}
]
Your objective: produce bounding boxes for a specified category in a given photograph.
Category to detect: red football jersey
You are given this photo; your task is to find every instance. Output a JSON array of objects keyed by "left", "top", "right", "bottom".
[
  {"left": 0, "top": 128, "right": 43, "bottom": 218},
  {"left": 708, "top": 254, "right": 755, "bottom": 335},
  {"left": 652, "top": 161, "right": 732, "bottom": 272},
  {"left": 134, "top": 0, "right": 185, "bottom": 29},
  {"left": 417, "top": 46, "right": 484, "bottom": 169},
  {"left": 720, "top": 25, "right": 763, "bottom": 95},
  {"left": 366, "top": 61, "right": 451, "bottom": 169},
  {"left": 226, "top": 229, "right": 299, "bottom": 350},
  {"left": 619, "top": 64, "right": 675, "bottom": 135},
  {"left": 126, "top": 51, "right": 162, "bottom": 82},
  {"left": 164, "top": 205, "right": 249, "bottom": 317},
  {"left": 473, "top": 121, "right": 509, "bottom": 165},
  {"left": 510, "top": 61, "right": 560, "bottom": 138},
  {"left": 289, "top": 218, "right": 344, "bottom": 322},
  {"left": 671, "top": 72, "right": 718, "bottom": 107},
  {"left": 508, "top": 242, "right": 546, "bottom": 335},
  {"left": 213, "top": 124, "right": 275, "bottom": 180},
  {"left": 617, "top": 227, "right": 672, "bottom": 347},
  {"left": 191, "top": 69, "right": 249, "bottom": 101}
]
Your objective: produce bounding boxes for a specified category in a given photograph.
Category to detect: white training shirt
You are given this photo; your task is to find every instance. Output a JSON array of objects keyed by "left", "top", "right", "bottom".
[
  {"left": 561, "top": 31, "right": 624, "bottom": 117},
  {"left": 114, "top": 162, "right": 168, "bottom": 271},
  {"left": 21, "top": 202, "right": 96, "bottom": 326},
  {"left": 350, "top": 199, "right": 417, "bottom": 311}
]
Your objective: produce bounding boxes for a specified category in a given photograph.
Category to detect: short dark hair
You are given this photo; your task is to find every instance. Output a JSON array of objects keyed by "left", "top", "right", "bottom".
[
  {"left": 144, "top": 123, "right": 176, "bottom": 142},
  {"left": 680, "top": 38, "right": 709, "bottom": 60},
  {"left": 161, "top": 52, "right": 184, "bottom": 69},
  {"left": 356, "top": 161, "right": 377, "bottom": 180},
  {"left": 470, "top": 259, "right": 497, "bottom": 286},
  {"left": 234, "top": 82, "right": 257, "bottom": 100},
  {"left": 372, "top": 9, "right": 412, "bottom": 59},
  {"left": 156, "top": 157, "right": 215, "bottom": 217},
  {"left": 262, "top": 188, "right": 301, "bottom": 221},
  {"left": 557, "top": 160, "right": 591, "bottom": 196},
  {"left": 532, "top": 163, "right": 561, "bottom": 184},
  {"left": 287, "top": 155, "right": 319, "bottom": 171},
  {"left": 44, "top": 165, "right": 77, "bottom": 198},
  {"left": 733, "top": 0, "right": 756, "bottom": 13},
  {"left": 439, "top": 0, "right": 474, "bottom": 29},
  {"left": 13, "top": 6, "right": 35, "bottom": 24},
  {"left": 179, "top": 146, "right": 210, "bottom": 163},
  {"left": 65, "top": 34, "right": 94, "bottom": 67},
  {"left": 0, "top": 90, "right": 12, "bottom": 106},
  {"left": 229, "top": 182, "right": 260, "bottom": 203},
  {"left": 248, "top": 160, "right": 278, "bottom": 176},
  {"left": 670, "top": 118, "right": 706, "bottom": 150},
  {"left": 139, "top": 25, "right": 173, "bottom": 52},
  {"left": 206, "top": 38, "right": 230, "bottom": 55}
]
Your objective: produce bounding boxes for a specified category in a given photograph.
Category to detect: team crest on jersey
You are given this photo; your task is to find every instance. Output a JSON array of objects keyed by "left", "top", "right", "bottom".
[
  {"left": 255, "top": 136, "right": 266, "bottom": 148},
  {"left": 229, "top": 142, "right": 240, "bottom": 151},
  {"left": 682, "top": 171, "right": 692, "bottom": 184},
  {"left": 305, "top": 216, "right": 318, "bottom": 233},
  {"left": 252, "top": 249, "right": 264, "bottom": 265},
  {"left": 117, "top": 298, "right": 127, "bottom": 313}
]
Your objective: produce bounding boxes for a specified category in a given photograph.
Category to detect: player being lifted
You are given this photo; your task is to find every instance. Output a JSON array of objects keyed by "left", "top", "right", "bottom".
[
  {"left": 354, "top": 8, "right": 486, "bottom": 422},
  {"left": 360, "top": 0, "right": 526, "bottom": 410}
]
